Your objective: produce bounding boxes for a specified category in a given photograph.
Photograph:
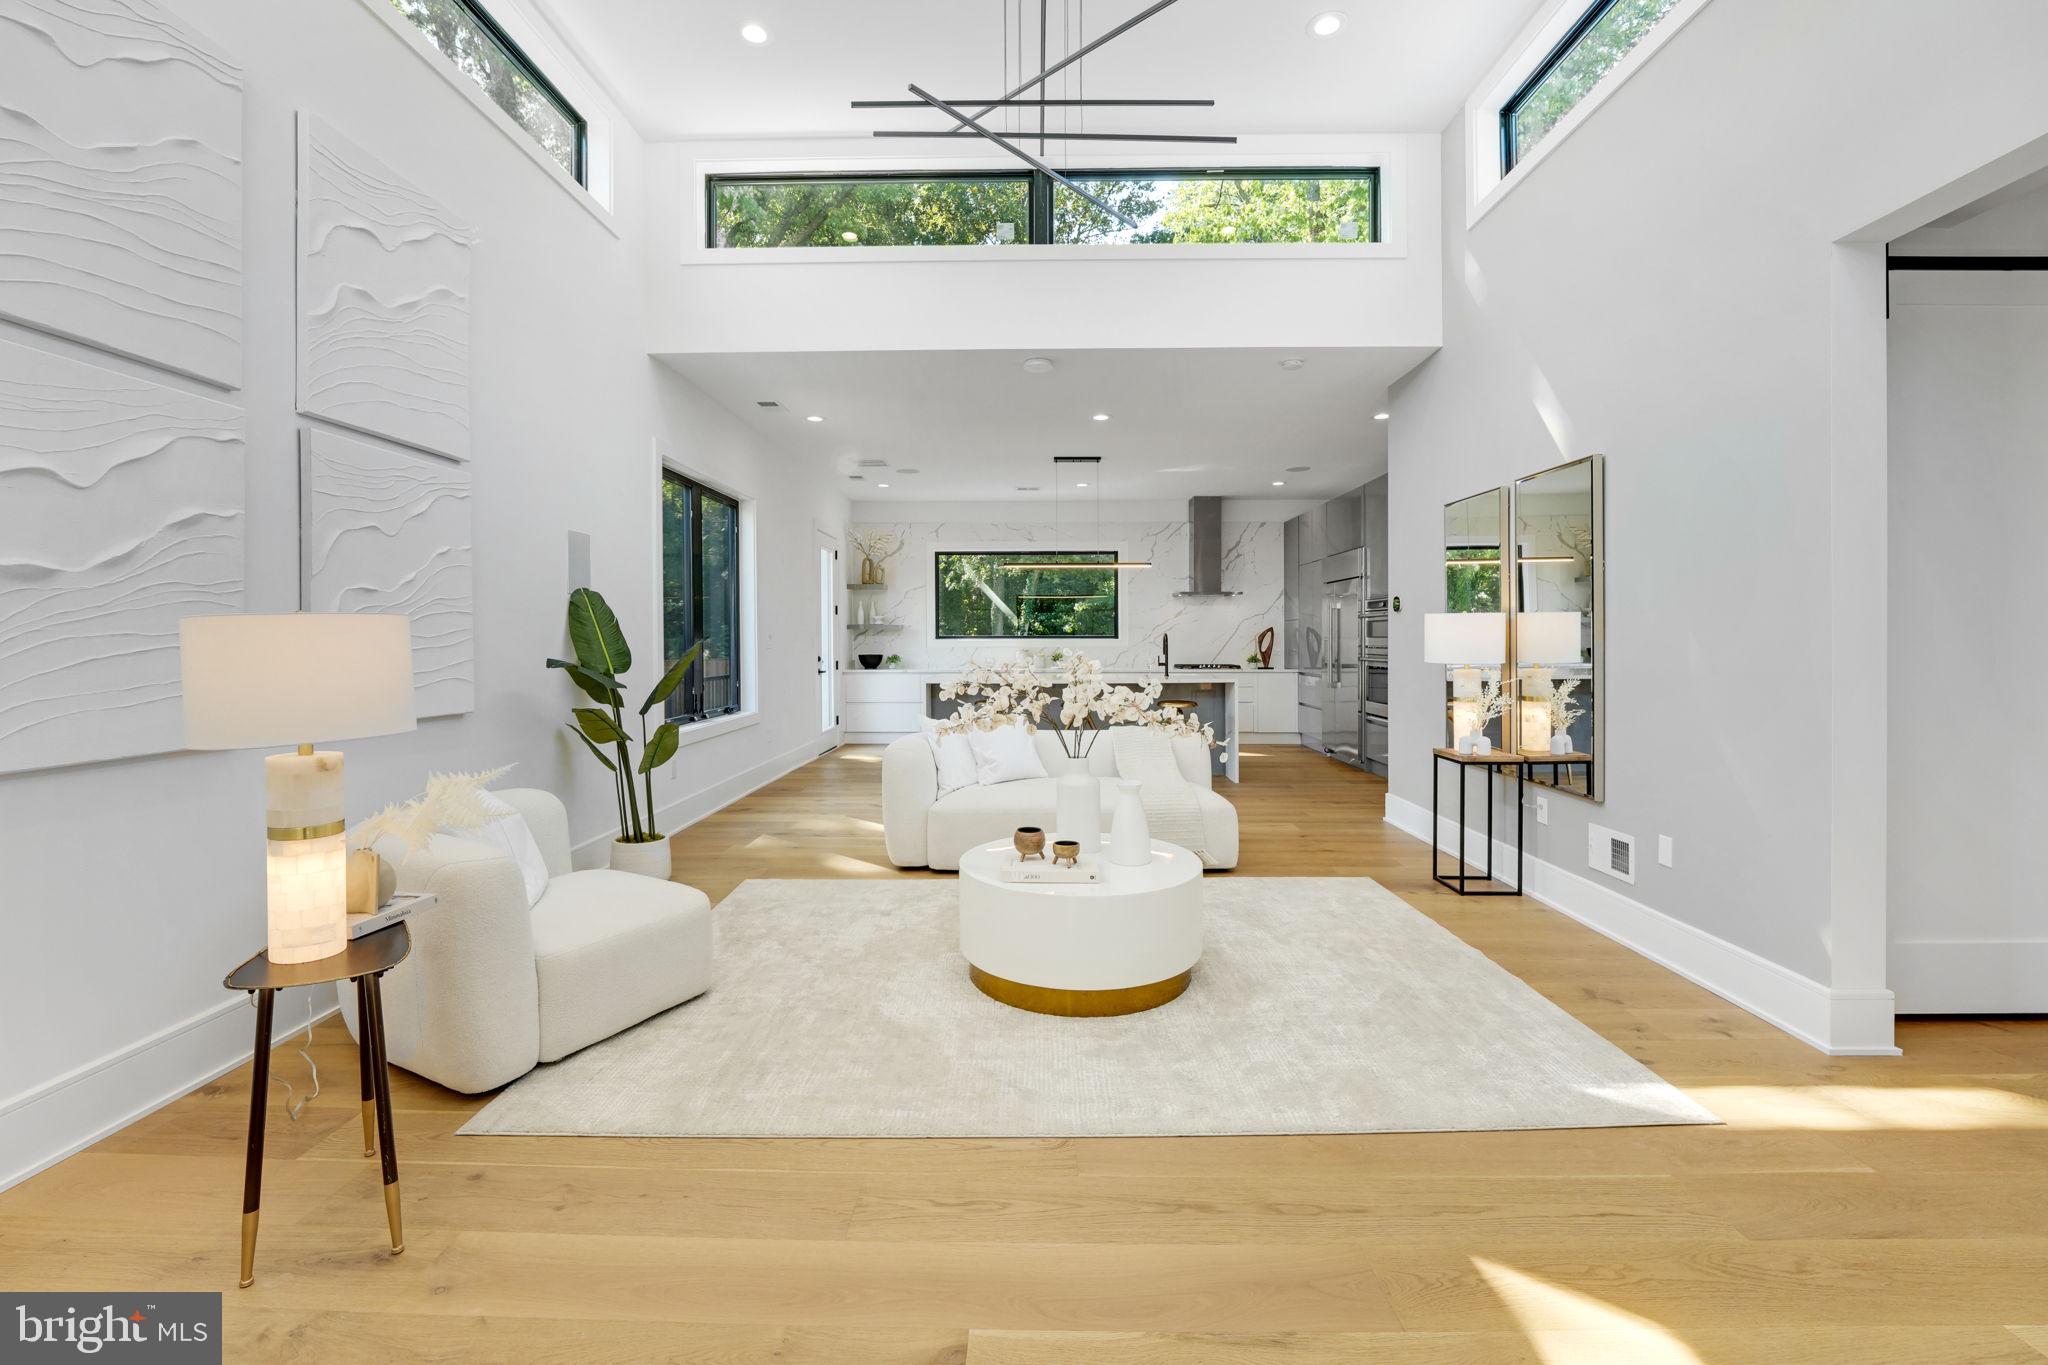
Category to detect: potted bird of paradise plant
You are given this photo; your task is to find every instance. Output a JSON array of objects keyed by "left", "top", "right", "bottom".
[{"left": 547, "top": 588, "right": 701, "bottom": 878}]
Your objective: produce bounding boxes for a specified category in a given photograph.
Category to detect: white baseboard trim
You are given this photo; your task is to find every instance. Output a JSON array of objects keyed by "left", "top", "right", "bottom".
[
  {"left": 571, "top": 733, "right": 830, "bottom": 870},
  {"left": 1384, "top": 794, "right": 1898, "bottom": 1056},
  {"left": 1891, "top": 939, "right": 2048, "bottom": 1014},
  {"left": 1, "top": 987, "right": 339, "bottom": 1194}
]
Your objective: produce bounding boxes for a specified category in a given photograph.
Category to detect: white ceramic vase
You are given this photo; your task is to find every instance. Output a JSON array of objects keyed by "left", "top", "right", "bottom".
[
  {"left": 1108, "top": 779, "right": 1151, "bottom": 868},
  {"left": 610, "top": 835, "right": 673, "bottom": 879},
  {"left": 1550, "top": 732, "right": 1574, "bottom": 757},
  {"left": 1055, "top": 757, "right": 1102, "bottom": 854}
]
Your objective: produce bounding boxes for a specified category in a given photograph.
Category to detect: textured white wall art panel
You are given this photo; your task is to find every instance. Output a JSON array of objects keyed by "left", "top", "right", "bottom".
[
  {"left": 297, "top": 113, "right": 472, "bottom": 460},
  {"left": 0, "top": 0, "right": 243, "bottom": 387},
  {"left": 0, "top": 337, "right": 244, "bottom": 774},
  {"left": 300, "top": 427, "right": 473, "bottom": 717}
]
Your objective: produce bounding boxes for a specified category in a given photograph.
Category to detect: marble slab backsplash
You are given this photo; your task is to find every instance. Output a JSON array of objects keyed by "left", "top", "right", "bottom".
[{"left": 847, "top": 519, "right": 1284, "bottom": 671}]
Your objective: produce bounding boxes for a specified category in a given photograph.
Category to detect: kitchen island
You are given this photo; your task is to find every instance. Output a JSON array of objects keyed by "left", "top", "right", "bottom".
[{"left": 839, "top": 668, "right": 1304, "bottom": 783}]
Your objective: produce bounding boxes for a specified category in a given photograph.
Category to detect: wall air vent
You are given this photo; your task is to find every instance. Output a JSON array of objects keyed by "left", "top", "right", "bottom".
[
  {"left": 856, "top": 459, "right": 889, "bottom": 468},
  {"left": 1588, "top": 824, "right": 1636, "bottom": 885},
  {"left": 755, "top": 400, "right": 781, "bottom": 408}
]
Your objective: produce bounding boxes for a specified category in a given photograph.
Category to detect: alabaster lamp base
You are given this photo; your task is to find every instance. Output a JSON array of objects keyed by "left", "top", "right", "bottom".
[{"left": 264, "top": 747, "right": 349, "bottom": 965}]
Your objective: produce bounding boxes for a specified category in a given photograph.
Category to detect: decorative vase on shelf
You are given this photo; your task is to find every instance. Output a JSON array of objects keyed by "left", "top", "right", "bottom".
[
  {"left": 860, "top": 556, "right": 879, "bottom": 585},
  {"left": 610, "top": 835, "right": 672, "bottom": 879},
  {"left": 1055, "top": 756, "right": 1103, "bottom": 855},
  {"left": 1550, "top": 732, "right": 1574, "bottom": 757},
  {"left": 1108, "top": 779, "right": 1151, "bottom": 868}
]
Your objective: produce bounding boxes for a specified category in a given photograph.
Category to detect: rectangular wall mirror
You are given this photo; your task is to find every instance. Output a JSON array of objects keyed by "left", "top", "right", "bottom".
[
  {"left": 1512, "top": 454, "right": 1604, "bottom": 801},
  {"left": 1442, "top": 487, "right": 1510, "bottom": 751}
]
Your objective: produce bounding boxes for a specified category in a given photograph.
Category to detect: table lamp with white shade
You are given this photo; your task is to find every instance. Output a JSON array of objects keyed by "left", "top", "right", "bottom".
[
  {"left": 181, "top": 614, "right": 416, "bottom": 965},
  {"left": 1514, "top": 610, "right": 1582, "bottom": 754},
  {"left": 1422, "top": 612, "right": 1506, "bottom": 752}
]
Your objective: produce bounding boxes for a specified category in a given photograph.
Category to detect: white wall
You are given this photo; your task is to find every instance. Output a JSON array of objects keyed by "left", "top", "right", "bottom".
[
  {"left": 643, "top": 134, "right": 1443, "bottom": 356},
  {"left": 0, "top": 0, "right": 843, "bottom": 1189},
  {"left": 1886, "top": 259, "right": 2048, "bottom": 1012},
  {"left": 846, "top": 498, "right": 1309, "bottom": 673},
  {"left": 1384, "top": 0, "right": 2048, "bottom": 1052}
]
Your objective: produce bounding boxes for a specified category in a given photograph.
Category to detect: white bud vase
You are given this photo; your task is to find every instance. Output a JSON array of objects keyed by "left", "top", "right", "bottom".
[
  {"left": 1108, "top": 779, "right": 1152, "bottom": 868},
  {"left": 1055, "top": 756, "right": 1102, "bottom": 854}
]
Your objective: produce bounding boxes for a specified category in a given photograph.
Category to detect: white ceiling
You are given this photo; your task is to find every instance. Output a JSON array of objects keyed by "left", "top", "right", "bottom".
[
  {"left": 660, "top": 347, "right": 1430, "bottom": 501},
  {"left": 539, "top": 0, "right": 1541, "bottom": 142}
]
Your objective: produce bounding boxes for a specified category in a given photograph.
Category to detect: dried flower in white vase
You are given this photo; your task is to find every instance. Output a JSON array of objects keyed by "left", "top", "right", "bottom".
[
  {"left": 349, "top": 765, "right": 513, "bottom": 855},
  {"left": 937, "top": 653, "right": 1221, "bottom": 759}
]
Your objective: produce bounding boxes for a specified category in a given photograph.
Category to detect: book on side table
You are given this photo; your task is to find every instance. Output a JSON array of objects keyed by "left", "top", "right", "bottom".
[{"left": 348, "top": 892, "right": 434, "bottom": 940}]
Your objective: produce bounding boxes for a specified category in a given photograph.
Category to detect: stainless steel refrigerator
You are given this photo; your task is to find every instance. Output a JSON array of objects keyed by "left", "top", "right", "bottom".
[{"left": 1320, "top": 574, "right": 1362, "bottom": 768}]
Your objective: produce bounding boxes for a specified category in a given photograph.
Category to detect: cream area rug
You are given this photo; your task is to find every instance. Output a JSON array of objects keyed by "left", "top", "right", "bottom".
[{"left": 460, "top": 878, "right": 1718, "bottom": 1138}]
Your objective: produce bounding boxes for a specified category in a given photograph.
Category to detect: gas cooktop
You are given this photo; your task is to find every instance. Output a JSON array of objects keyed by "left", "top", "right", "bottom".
[{"left": 1175, "top": 663, "right": 1244, "bottom": 671}]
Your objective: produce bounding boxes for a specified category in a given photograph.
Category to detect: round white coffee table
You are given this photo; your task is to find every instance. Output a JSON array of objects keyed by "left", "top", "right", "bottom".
[{"left": 957, "top": 839, "right": 1204, "bottom": 1017}]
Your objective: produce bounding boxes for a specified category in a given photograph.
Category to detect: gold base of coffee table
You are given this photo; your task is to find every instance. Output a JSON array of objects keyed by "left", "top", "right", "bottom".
[{"left": 969, "top": 965, "right": 1192, "bottom": 1017}]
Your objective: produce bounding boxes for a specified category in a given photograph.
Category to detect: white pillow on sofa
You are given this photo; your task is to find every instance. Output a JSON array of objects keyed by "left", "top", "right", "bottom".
[
  {"left": 463, "top": 791, "right": 551, "bottom": 907},
  {"left": 920, "top": 718, "right": 979, "bottom": 797},
  {"left": 967, "top": 722, "right": 1047, "bottom": 786}
]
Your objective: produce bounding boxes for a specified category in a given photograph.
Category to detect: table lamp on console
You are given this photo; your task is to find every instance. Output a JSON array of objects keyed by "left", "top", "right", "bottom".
[
  {"left": 180, "top": 613, "right": 416, "bottom": 964},
  {"left": 1421, "top": 612, "right": 1505, "bottom": 753}
]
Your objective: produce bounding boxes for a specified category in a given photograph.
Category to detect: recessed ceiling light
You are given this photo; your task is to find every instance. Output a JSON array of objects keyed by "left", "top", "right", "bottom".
[
  {"left": 1092, "top": 413, "right": 1110, "bottom": 422},
  {"left": 740, "top": 22, "right": 769, "bottom": 44},
  {"left": 1278, "top": 357, "right": 1305, "bottom": 371},
  {"left": 877, "top": 483, "right": 890, "bottom": 489},
  {"left": 1373, "top": 411, "right": 1390, "bottom": 421},
  {"left": 1272, "top": 480, "right": 1286, "bottom": 487},
  {"left": 1022, "top": 356, "right": 1055, "bottom": 374},
  {"left": 807, "top": 415, "right": 825, "bottom": 423},
  {"left": 1308, "top": 11, "right": 1345, "bottom": 37},
  {"left": 1076, "top": 482, "right": 1089, "bottom": 488},
  {"left": 1287, "top": 465, "right": 1311, "bottom": 473}
]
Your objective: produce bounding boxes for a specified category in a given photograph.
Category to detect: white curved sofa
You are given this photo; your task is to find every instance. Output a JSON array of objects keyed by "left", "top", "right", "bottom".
[
  {"left": 339, "top": 788, "right": 714, "bottom": 1094},
  {"left": 882, "top": 728, "right": 1238, "bottom": 871}
]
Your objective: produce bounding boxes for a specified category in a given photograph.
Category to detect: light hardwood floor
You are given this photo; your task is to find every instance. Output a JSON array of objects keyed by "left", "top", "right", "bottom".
[{"left": 4, "top": 744, "right": 2045, "bottom": 1364}]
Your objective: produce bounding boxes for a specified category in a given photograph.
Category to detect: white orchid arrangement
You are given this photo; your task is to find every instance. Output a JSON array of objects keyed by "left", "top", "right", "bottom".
[
  {"left": 937, "top": 653, "right": 1220, "bottom": 759},
  {"left": 349, "top": 766, "right": 512, "bottom": 854},
  {"left": 1545, "top": 677, "right": 1586, "bottom": 733}
]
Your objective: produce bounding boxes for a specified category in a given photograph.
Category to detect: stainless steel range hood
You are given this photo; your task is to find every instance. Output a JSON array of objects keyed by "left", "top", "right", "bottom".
[{"left": 1173, "top": 496, "right": 1242, "bottom": 597}]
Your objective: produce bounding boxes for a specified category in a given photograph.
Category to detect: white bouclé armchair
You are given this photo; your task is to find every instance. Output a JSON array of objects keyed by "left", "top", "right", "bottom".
[{"left": 339, "top": 788, "right": 713, "bottom": 1093}]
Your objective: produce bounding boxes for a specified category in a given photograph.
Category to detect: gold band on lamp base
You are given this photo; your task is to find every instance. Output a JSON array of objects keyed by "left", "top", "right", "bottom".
[
  {"left": 384, "top": 1181, "right": 403, "bottom": 1254},
  {"left": 239, "top": 1209, "right": 259, "bottom": 1288},
  {"left": 969, "top": 965, "right": 1191, "bottom": 1017}
]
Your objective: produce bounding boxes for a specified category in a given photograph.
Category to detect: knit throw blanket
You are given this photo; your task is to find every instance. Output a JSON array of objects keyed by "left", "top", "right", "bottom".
[{"left": 1112, "top": 729, "right": 1206, "bottom": 860}]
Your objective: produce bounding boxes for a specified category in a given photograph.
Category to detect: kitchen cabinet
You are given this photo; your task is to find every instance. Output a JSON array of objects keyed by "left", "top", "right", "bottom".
[
  {"left": 1323, "top": 484, "right": 1364, "bottom": 555},
  {"left": 1363, "top": 475, "right": 1389, "bottom": 600},
  {"left": 844, "top": 670, "right": 927, "bottom": 737},
  {"left": 1237, "top": 671, "right": 1299, "bottom": 736}
]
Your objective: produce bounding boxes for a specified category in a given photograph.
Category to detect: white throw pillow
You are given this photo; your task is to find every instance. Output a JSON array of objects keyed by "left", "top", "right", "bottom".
[
  {"left": 920, "top": 719, "right": 979, "bottom": 797},
  {"left": 463, "top": 792, "right": 551, "bottom": 907},
  {"left": 967, "top": 722, "right": 1047, "bottom": 786}
]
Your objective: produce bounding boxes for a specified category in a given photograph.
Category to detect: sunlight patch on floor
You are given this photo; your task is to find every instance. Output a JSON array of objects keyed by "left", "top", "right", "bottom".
[
  {"left": 1474, "top": 1257, "right": 1702, "bottom": 1364},
  {"left": 1690, "top": 1084, "right": 2048, "bottom": 1131}
]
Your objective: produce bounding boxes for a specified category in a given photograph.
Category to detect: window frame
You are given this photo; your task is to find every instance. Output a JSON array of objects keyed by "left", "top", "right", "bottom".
[
  {"left": 1498, "top": 0, "right": 1661, "bottom": 174},
  {"left": 705, "top": 167, "right": 1381, "bottom": 250},
  {"left": 394, "top": 0, "right": 588, "bottom": 186},
  {"left": 932, "top": 550, "right": 1122, "bottom": 642},
  {"left": 662, "top": 471, "right": 744, "bottom": 725}
]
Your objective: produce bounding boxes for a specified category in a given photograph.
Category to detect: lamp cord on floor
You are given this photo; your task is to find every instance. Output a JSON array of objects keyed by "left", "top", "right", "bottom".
[{"left": 249, "top": 991, "right": 321, "bottom": 1121}]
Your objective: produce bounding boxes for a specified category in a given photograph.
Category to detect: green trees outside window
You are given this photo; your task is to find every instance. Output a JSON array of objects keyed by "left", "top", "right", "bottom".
[
  {"left": 1446, "top": 549, "right": 1502, "bottom": 615},
  {"left": 662, "top": 473, "right": 742, "bottom": 722},
  {"left": 1503, "top": 0, "right": 1680, "bottom": 171},
  {"left": 935, "top": 552, "right": 1118, "bottom": 640},
  {"left": 708, "top": 170, "right": 1377, "bottom": 249},
  {"left": 388, "top": 0, "right": 584, "bottom": 183}
]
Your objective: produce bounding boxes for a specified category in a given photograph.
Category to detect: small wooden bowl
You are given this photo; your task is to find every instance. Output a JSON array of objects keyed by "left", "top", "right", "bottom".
[
  {"left": 1051, "top": 840, "right": 1081, "bottom": 869},
  {"left": 1013, "top": 827, "right": 1046, "bottom": 861}
]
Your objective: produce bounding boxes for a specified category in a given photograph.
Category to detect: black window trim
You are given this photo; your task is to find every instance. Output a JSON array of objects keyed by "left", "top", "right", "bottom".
[
  {"left": 662, "top": 470, "right": 743, "bottom": 725},
  {"left": 706, "top": 166, "right": 1381, "bottom": 249},
  {"left": 427, "top": 0, "right": 589, "bottom": 187},
  {"left": 1498, "top": 0, "right": 1628, "bottom": 175},
  {"left": 932, "top": 550, "right": 1122, "bottom": 641}
]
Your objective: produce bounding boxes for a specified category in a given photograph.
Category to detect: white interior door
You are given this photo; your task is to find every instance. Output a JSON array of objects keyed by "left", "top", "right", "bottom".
[{"left": 818, "top": 535, "right": 840, "bottom": 740}]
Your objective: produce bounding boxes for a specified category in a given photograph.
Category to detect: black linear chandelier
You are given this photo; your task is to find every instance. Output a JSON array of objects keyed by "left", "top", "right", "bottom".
[{"left": 855, "top": 0, "right": 1235, "bottom": 231}]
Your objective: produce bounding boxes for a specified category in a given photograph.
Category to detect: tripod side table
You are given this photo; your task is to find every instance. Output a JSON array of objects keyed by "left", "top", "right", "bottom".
[{"left": 222, "top": 916, "right": 420, "bottom": 1287}]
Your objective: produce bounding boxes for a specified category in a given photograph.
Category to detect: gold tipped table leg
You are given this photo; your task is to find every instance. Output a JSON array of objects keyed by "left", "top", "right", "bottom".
[
  {"left": 239, "top": 1210, "right": 259, "bottom": 1289},
  {"left": 365, "top": 971, "right": 404, "bottom": 1255},
  {"left": 384, "top": 1181, "right": 404, "bottom": 1255},
  {"left": 238, "top": 988, "right": 274, "bottom": 1288}
]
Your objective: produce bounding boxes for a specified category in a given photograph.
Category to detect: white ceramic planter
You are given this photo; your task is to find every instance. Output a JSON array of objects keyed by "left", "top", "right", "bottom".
[
  {"left": 610, "top": 835, "right": 673, "bottom": 879},
  {"left": 1108, "top": 779, "right": 1152, "bottom": 868},
  {"left": 1055, "top": 759, "right": 1103, "bottom": 854}
]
